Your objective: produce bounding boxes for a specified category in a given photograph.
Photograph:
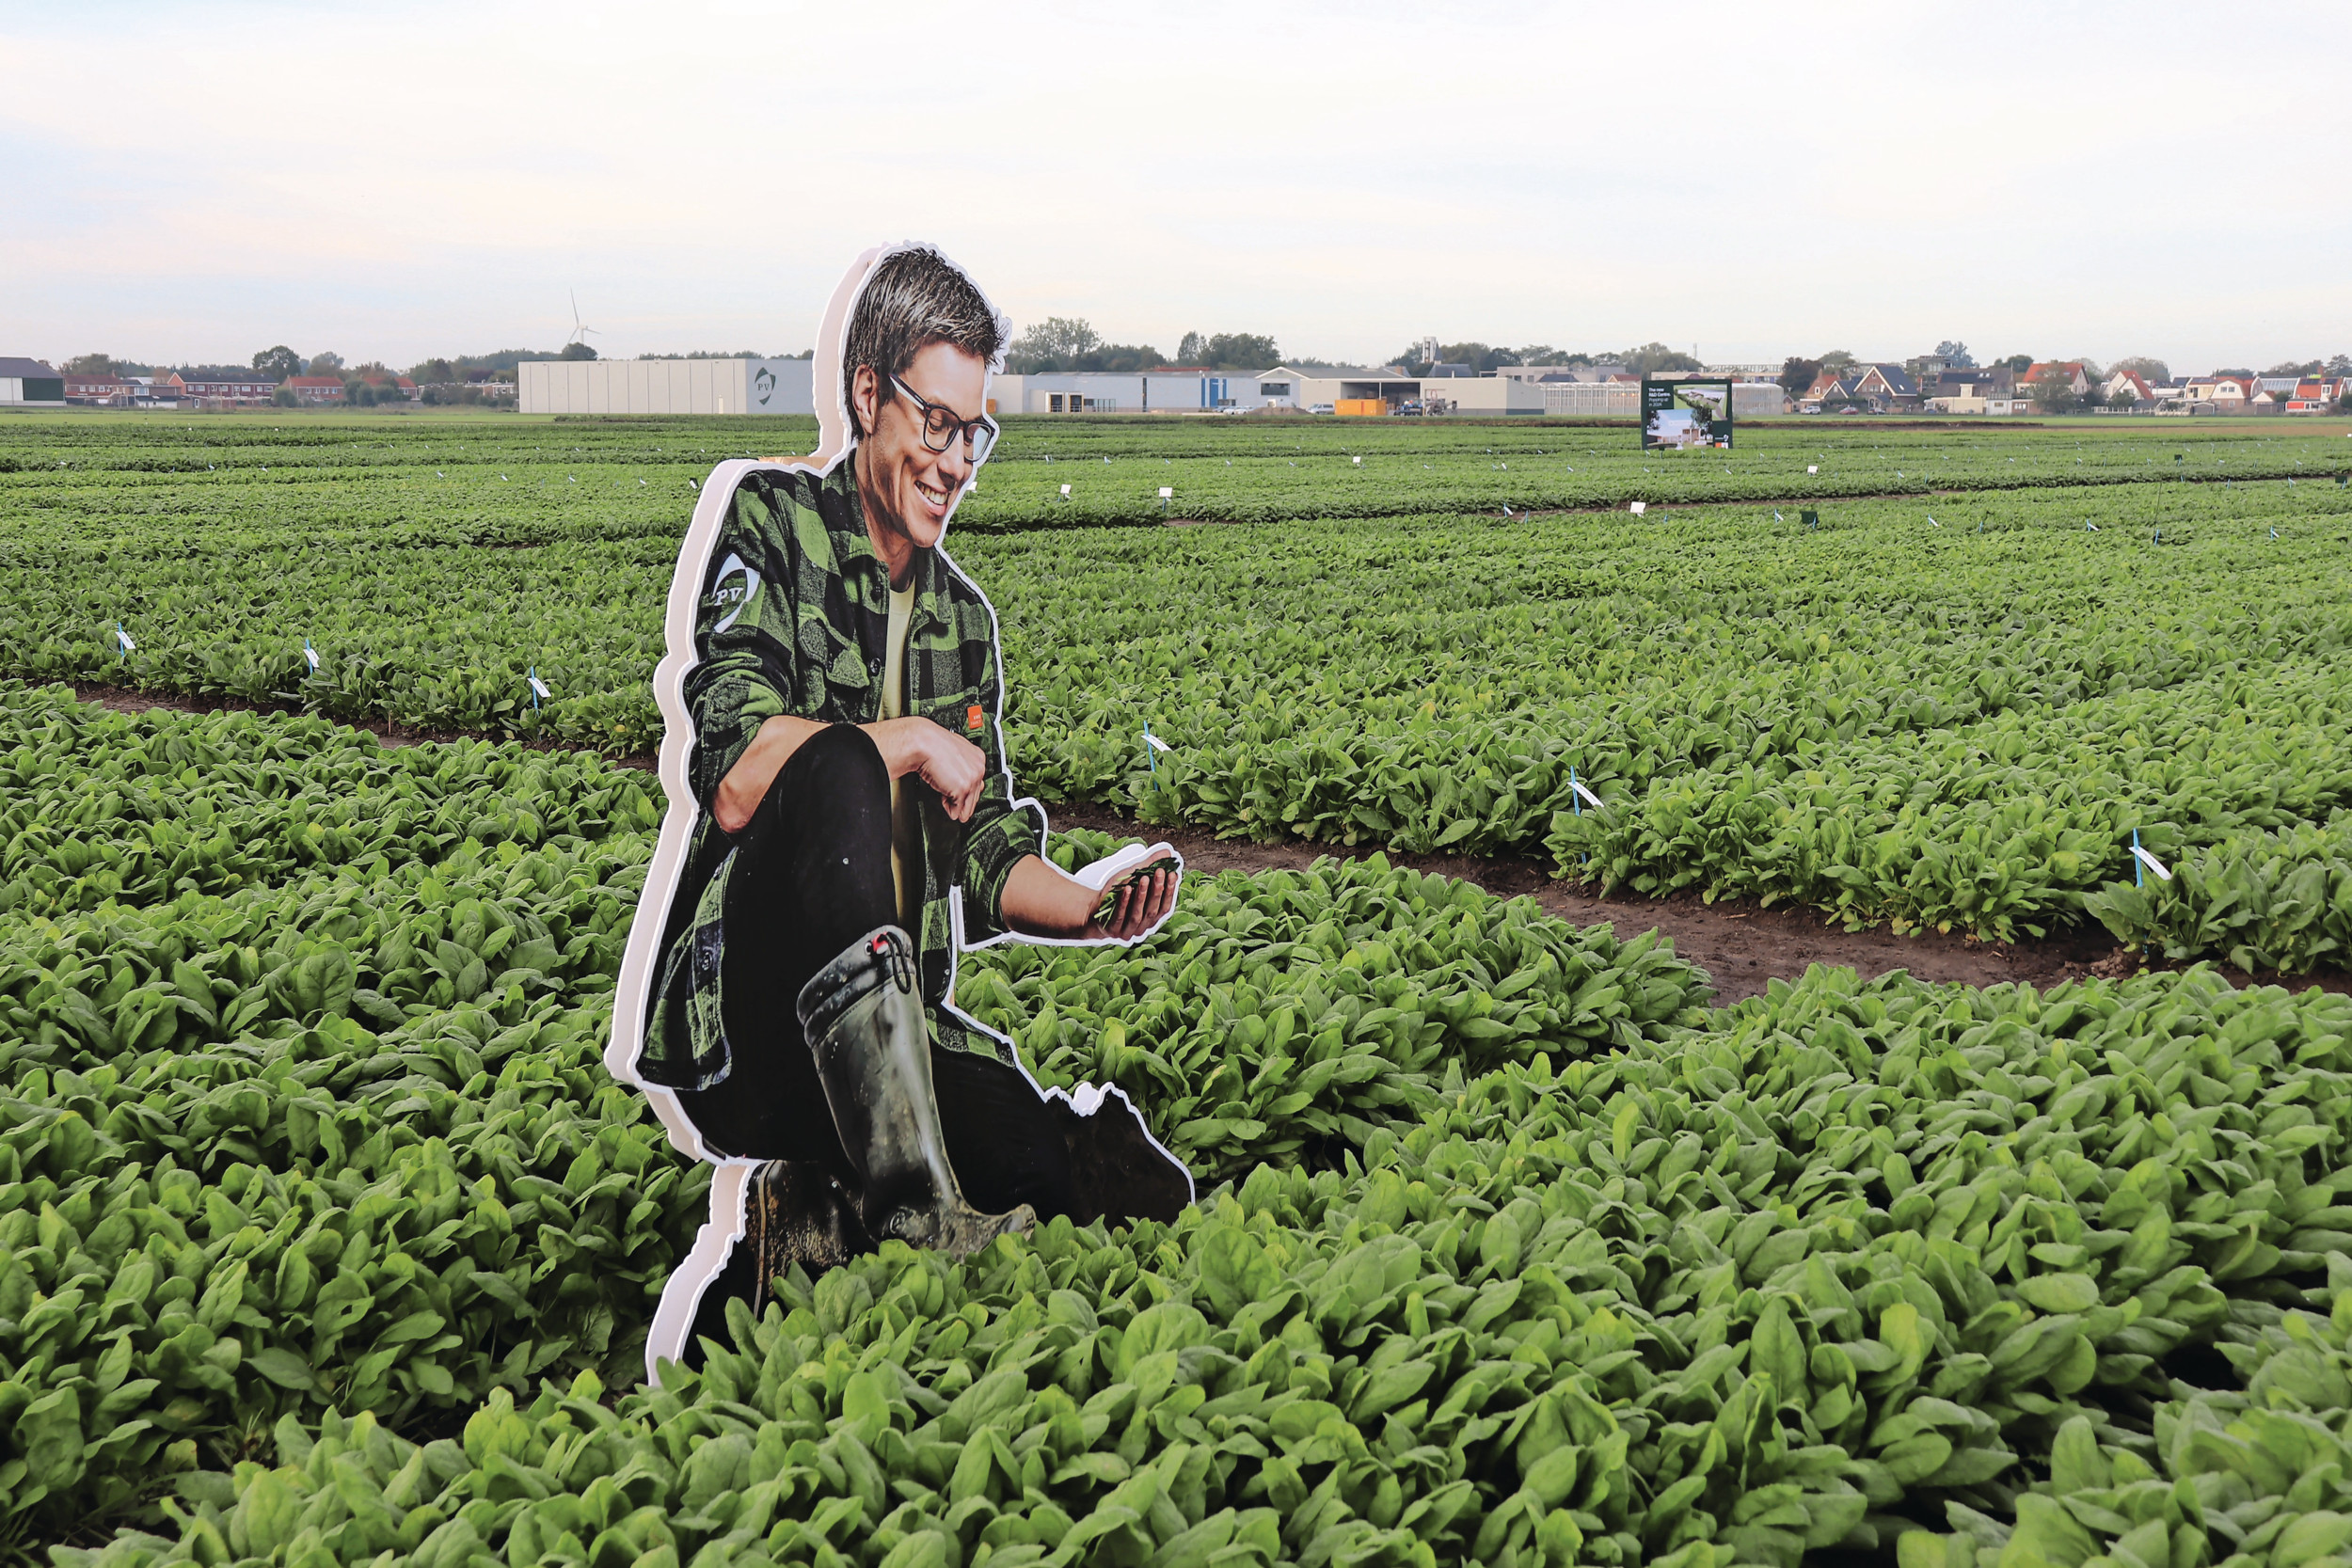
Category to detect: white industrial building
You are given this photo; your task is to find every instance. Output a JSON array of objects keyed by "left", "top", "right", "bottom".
[
  {"left": 1541, "top": 381, "right": 1788, "bottom": 418},
  {"left": 517, "top": 354, "right": 1786, "bottom": 420},
  {"left": 518, "top": 357, "right": 815, "bottom": 416},
  {"left": 988, "top": 372, "right": 1254, "bottom": 415}
]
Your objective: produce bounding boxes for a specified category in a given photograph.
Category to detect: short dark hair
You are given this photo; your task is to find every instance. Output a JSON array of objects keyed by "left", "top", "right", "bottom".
[{"left": 842, "top": 246, "right": 1006, "bottom": 437}]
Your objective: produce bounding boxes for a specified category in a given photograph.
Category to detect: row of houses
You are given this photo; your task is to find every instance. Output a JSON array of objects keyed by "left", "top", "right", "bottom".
[{"left": 1800, "top": 361, "right": 2351, "bottom": 416}]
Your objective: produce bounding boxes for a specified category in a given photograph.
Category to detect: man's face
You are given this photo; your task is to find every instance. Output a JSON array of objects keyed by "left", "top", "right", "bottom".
[{"left": 857, "top": 341, "right": 989, "bottom": 552}]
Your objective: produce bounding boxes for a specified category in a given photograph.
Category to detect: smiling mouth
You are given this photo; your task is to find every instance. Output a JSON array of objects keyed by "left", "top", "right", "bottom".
[{"left": 914, "top": 479, "right": 950, "bottom": 509}]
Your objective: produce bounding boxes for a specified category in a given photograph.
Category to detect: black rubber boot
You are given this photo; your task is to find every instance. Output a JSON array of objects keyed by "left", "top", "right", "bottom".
[{"left": 796, "top": 927, "right": 1036, "bottom": 1256}]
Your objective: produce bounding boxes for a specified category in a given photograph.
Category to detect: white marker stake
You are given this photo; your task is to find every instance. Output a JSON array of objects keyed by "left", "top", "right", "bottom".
[
  {"left": 1059, "top": 483, "right": 1072, "bottom": 499},
  {"left": 1571, "top": 777, "right": 1605, "bottom": 811},
  {"left": 115, "top": 624, "right": 135, "bottom": 658},
  {"left": 304, "top": 638, "right": 320, "bottom": 673},
  {"left": 2132, "top": 843, "right": 2172, "bottom": 882},
  {"left": 1807, "top": 465, "right": 1819, "bottom": 475},
  {"left": 1353, "top": 456, "right": 1362, "bottom": 466},
  {"left": 1629, "top": 501, "right": 1646, "bottom": 515},
  {"left": 1159, "top": 485, "right": 1173, "bottom": 517}
]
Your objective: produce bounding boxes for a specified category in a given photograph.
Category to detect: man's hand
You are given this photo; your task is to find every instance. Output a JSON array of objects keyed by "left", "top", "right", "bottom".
[
  {"left": 871, "top": 718, "right": 985, "bottom": 822},
  {"left": 1001, "top": 849, "right": 1180, "bottom": 941},
  {"left": 1082, "top": 855, "right": 1179, "bottom": 941}
]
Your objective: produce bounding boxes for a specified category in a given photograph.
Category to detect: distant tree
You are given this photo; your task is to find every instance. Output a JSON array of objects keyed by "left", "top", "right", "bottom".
[
  {"left": 2029, "top": 366, "right": 2079, "bottom": 414},
  {"left": 1619, "top": 342, "right": 1702, "bottom": 375},
  {"left": 2327, "top": 354, "right": 2352, "bottom": 377},
  {"left": 1998, "top": 354, "right": 2034, "bottom": 374},
  {"left": 272, "top": 385, "right": 299, "bottom": 407},
  {"left": 2110, "top": 356, "right": 2170, "bottom": 385},
  {"left": 1933, "top": 341, "right": 1976, "bottom": 369},
  {"left": 1778, "top": 356, "right": 1824, "bottom": 397},
  {"left": 1006, "top": 317, "right": 1102, "bottom": 372},
  {"left": 2265, "top": 358, "right": 2323, "bottom": 377},
  {"left": 1516, "top": 344, "right": 1572, "bottom": 366},
  {"left": 556, "top": 342, "right": 597, "bottom": 361},
  {"left": 1199, "top": 332, "right": 1280, "bottom": 371},
  {"left": 2109, "top": 384, "right": 2138, "bottom": 411},
  {"left": 251, "top": 346, "right": 301, "bottom": 381},
  {"left": 1817, "top": 349, "right": 1858, "bottom": 374},
  {"left": 2213, "top": 367, "right": 2253, "bottom": 378},
  {"left": 1176, "top": 331, "right": 1206, "bottom": 365},
  {"left": 410, "top": 357, "right": 457, "bottom": 385},
  {"left": 61, "top": 352, "right": 118, "bottom": 376},
  {"left": 307, "top": 351, "right": 344, "bottom": 375},
  {"left": 343, "top": 378, "right": 373, "bottom": 406}
]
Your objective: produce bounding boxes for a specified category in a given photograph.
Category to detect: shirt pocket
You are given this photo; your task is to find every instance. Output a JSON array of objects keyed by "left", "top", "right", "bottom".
[{"left": 926, "top": 686, "right": 988, "bottom": 741}]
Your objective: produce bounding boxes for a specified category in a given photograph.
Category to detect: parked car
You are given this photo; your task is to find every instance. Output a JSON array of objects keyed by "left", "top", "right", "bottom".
[{"left": 1308, "top": 402, "right": 1335, "bottom": 415}]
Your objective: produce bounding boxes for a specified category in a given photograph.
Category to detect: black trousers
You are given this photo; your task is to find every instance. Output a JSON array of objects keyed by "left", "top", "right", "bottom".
[{"left": 672, "top": 724, "right": 1073, "bottom": 1214}]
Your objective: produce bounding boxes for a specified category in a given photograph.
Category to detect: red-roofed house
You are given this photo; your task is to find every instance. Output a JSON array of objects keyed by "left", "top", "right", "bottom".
[
  {"left": 284, "top": 375, "right": 346, "bottom": 404},
  {"left": 64, "top": 371, "right": 134, "bottom": 406},
  {"left": 2288, "top": 379, "right": 2348, "bottom": 413},
  {"left": 357, "top": 371, "right": 421, "bottom": 401},
  {"left": 2023, "top": 362, "right": 2091, "bottom": 399},
  {"left": 2102, "top": 369, "right": 2156, "bottom": 408},
  {"left": 179, "top": 372, "right": 278, "bottom": 404}
]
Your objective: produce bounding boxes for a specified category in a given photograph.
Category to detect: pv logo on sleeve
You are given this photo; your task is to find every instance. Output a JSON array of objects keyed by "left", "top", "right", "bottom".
[{"left": 707, "top": 552, "right": 760, "bottom": 633}]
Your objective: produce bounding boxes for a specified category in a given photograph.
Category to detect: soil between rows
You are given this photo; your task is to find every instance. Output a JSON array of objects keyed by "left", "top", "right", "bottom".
[{"left": 61, "top": 683, "right": 2351, "bottom": 1005}]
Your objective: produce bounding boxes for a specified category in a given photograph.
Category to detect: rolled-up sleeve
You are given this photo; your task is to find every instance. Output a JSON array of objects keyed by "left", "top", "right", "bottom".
[{"left": 683, "top": 480, "right": 797, "bottom": 809}]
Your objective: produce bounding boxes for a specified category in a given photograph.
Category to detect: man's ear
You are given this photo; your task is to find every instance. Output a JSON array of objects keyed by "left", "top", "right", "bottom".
[{"left": 849, "top": 364, "right": 882, "bottom": 438}]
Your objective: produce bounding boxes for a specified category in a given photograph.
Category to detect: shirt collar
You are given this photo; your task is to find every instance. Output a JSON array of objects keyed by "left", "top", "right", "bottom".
[{"left": 832, "top": 449, "right": 947, "bottom": 627}]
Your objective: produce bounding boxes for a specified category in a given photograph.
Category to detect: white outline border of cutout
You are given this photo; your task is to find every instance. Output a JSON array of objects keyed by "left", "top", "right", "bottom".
[{"left": 606, "top": 242, "right": 1195, "bottom": 1385}]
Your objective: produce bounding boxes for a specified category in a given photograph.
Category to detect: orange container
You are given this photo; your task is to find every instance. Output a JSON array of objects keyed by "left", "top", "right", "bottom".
[{"left": 1335, "top": 399, "right": 1387, "bottom": 417}]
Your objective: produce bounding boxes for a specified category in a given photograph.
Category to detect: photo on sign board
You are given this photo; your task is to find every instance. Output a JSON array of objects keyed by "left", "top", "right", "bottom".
[
  {"left": 606, "top": 244, "right": 1195, "bottom": 1382},
  {"left": 1641, "top": 377, "right": 1736, "bottom": 451}
]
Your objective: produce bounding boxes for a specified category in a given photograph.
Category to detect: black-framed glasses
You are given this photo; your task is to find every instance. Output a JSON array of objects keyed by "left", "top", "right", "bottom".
[{"left": 889, "top": 373, "right": 998, "bottom": 463}]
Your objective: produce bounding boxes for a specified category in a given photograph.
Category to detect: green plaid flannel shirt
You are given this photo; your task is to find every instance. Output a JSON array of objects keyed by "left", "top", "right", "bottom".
[{"left": 640, "top": 458, "right": 1044, "bottom": 1090}]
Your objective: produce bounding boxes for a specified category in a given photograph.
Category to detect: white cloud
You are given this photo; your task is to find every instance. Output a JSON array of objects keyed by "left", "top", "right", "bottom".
[{"left": 3, "top": 0, "right": 2347, "bottom": 370}]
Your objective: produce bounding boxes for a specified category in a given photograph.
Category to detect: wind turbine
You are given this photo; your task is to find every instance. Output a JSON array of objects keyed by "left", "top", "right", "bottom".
[{"left": 566, "top": 290, "right": 602, "bottom": 350}]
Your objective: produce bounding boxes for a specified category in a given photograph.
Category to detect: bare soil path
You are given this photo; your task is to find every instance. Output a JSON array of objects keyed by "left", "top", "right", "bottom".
[{"left": 60, "top": 683, "right": 2349, "bottom": 1005}]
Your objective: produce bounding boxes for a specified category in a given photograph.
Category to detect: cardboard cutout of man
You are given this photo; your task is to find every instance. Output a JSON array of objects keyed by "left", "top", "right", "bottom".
[{"left": 610, "top": 245, "right": 1192, "bottom": 1376}]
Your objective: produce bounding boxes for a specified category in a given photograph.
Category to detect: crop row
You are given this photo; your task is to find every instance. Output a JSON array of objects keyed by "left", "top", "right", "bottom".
[
  {"left": 5, "top": 457, "right": 2348, "bottom": 966},
  {"left": 47, "top": 956, "right": 2352, "bottom": 1568},
  {"left": 8, "top": 418, "right": 2350, "bottom": 535}
]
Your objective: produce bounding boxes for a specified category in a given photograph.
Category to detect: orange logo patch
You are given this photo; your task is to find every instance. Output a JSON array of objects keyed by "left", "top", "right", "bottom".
[{"left": 966, "top": 705, "right": 984, "bottom": 732}]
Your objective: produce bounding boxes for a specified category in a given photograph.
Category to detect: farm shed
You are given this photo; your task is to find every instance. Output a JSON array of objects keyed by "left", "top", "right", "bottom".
[{"left": 0, "top": 357, "right": 65, "bottom": 406}]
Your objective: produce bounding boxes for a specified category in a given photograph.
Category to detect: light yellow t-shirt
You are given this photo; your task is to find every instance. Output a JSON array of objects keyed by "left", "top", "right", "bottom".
[{"left": 881, "top": 583, "right": 920, "bottom": 927}]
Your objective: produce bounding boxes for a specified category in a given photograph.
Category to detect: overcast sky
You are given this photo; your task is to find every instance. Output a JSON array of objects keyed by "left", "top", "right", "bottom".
[{"left": 5, "top": 1, "right": 2346, "bottom": 372}]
